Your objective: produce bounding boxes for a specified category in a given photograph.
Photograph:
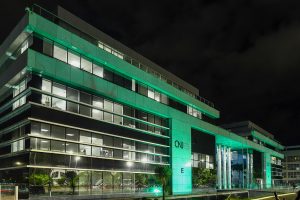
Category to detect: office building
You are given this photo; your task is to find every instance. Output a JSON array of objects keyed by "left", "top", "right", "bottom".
[
  {"left": 0, "top": 5, "right": 284, "bottom": 198},
  {"left": 283, "top": 146, "right": 300, "bottom": 185}
]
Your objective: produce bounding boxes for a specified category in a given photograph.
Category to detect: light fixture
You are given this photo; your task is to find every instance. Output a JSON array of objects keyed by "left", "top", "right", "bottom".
[
  {"left": 141, "top": 157, "right": 147, "bottom": 163},
  {"left": 15, "top": 162, "right": 22, "bottom": 166},
  {"left": 126, "top": 161, "right": 133, "bottom": 167},
  {"left": 75, "top": 156, "right": 81, "bottom": 161},
  {"left": 66, "top": 133, "right": 74, "bottom": 137},
  {"left": 41, "top": 128, "right": 48, "bottom": 132},
  {"left": 41, "top": 140, "right": 48, "bottom": 143}
]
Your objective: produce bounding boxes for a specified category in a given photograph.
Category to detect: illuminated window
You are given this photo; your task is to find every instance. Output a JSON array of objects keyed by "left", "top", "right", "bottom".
[
  {"left": 53, "top": 45, "right": 67, "bottom": 62},
  {"left": 68, "top": 50, "right": 80, "bottom": 68}
]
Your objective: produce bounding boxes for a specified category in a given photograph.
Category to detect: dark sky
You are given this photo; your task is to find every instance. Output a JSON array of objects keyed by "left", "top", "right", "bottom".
[{"left": 1, "top": 0, "right": 300, "bottom": 146}]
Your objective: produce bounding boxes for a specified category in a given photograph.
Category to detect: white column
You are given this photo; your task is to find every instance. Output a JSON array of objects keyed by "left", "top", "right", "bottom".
[
  {"left": 222, "top": 146, "right": 227, "bottom": 189},
  {"left": 217, "top": 145, "right": 222, "bottom": 189},
  {"left": 250, "top": 153, "right": 253, "bottom": 188},
  {"left": 227, "top": 147, "right": 231, "bottom": 189},
  {"left": 246, "top": 150, "right": 250, "bottom": 188}
]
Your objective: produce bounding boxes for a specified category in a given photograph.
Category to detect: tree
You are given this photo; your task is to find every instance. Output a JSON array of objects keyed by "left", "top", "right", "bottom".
[
  {"left": 154, "top": 166, "right": 171, "bottom": 200},
  {"left": 192, "top": 168, "right": 216, "bottom": 188},
  {"left": 135, "top": 174, "right": 148, "bottom": 190},
  {"left": 58, "top": 171, "right": 79, "bottom": 195},
  {"left": 29, "top": 173, "right": 53, "bottom": 194}
]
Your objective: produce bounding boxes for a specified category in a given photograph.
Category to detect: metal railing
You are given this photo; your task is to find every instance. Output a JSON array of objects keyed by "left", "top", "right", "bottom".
[{"left": 30, "top": 4, "right": 215, "bottom": 108}]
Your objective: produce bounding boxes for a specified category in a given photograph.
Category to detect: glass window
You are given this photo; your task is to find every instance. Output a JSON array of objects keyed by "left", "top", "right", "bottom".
[
  {"left": 81, "top": 57, "right": 92, "bottom": 73},
  {"left": 104, "top": 100, "right": 113, "bottom": 112},
  {"left": 66, "top": 143, "right": 78, "bottom": 154},
  {"left": 19, "top": 80, "right": 26, "bottom": 93},
  {"left": 43, "top": 39, "right": 53, "bottom": 56},
  {"left": 93, "top": 96, "right": 103, "bottom": 108},
  {"left": 52, "top": 83, "right": 66, "bottom": 98},
  {"left": 92, "top": 146, "right": 101, "bottom": 157},
  {"left": 113, "top": 103, "right": 123, "bottom": 125},
  {"left": 31, "top": 138, "right": 50, "bottom": 151},
  {"left": 148, "top": 88, "right": 154, "bottom": 99},
  {"left": 92, "top": 109, "right": 103, "bottom": 120},
  {"left": 51, "top": 125, "right": 65, "bottom": 139},
  {"left": 80, "top": 145, "right": 91, "bottom": 155},
  {"left": 53, "top": 45, "right": 67, "bottom": 62},
  {"left": 68, "top": 50, "right": 80, "bottom": 68},
  {"left": 103, "top": 69, "right": 113, "bottom": 82},
  {"left": 80, "top": 131, "right": 91, "bottom": 143},
  {"left": 154, "top": 91, "right": 160, "bottom": 102},
  {"left": 93, "top": 63, "right": 103, "bottom": 78},
  {"left": 67, "top": 87, "right": 79, "bottom": 101},
  {"left": 80, "top": 92, "right": 91, "bottom": 104},
  {"left": 138, "top": 84, "right": 148, "bottom": 96},
  {"left": 42, "top": 79, "right": 52, "bottom": 93},
  {"left": 161, "top": 94, "right": 168, "bottom": 104},
  {"left": 66, "top": 128, "right": 79, "bottom": 141},
  {"left": 92, "top": 133, "right": 103, "bottom": 145},
  {"left": 31, "top": 122, "right": 41, "bottom": 136},
  {"left": 101, "top": 148, "right": 113, "bottom": 158},
  {"left": 67, "top": 102, "right": 79, "bottom": 113},
  {"left": 80, "top": 105, "right": 91, "bottom": 117},
  {"left": 103, "top": 135, "right": 113, "bottom": 146},
  {"left": 41, "top": 95, "right": 51, "bottom": 106},
  {"left": 113, "top": 138, "right": 122, "bottom": 148},
  {"left": 40, "top": 123, "right": 51, "bottom": 137},
  {"left": 123, "top": 139, "right": 134, "bottom": 150},
  {"left": 52, "top": 97, "right": 66, "bottom": 110},
  {"left": 113, "top": 149, "right": 122, "bottom": 159},
  {"left": 51, "top": 140, "right": 65, "bottom": 152}
]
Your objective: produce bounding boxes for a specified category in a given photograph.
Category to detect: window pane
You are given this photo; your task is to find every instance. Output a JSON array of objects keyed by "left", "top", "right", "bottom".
[
  {"left": 41, "top": 95, "right": 51, "bottom": 106},
  {"left": 67, "top": 102, "right": 79, "bottom": 113},
  {"left": 80, "top": 145, "right": 91, "bottom": 155},
  {"left": 93, "top": 63, "right": 103, "bottom": 78},
  {"left": 66, "top": 128, "right": 79, "bottom": 141},
  {"left": 42, "top": 79, "right": 52, "bottom": 93},
  {"left": 80, "top": 92, "right": 91, "bottom": 104},
  {"left": 31, "top": 138, "right": 50, "bottom": 151},
  {"left": 19, "top": 80, "right": 26, "bottom": 93},
  {"left": 104, "top": 100, "right": 113, "bottom": 112},
  {"left": 81, "top": 58, "right": 92, "bottom": 73},
  {"left": 43, "top": 39, "right": 53, "bottom": 56},
  {"left": 103, "top": 69, "right": 113, "bottom": 82},
  {"left": 51, "top": 125, "right": 65, "bottom": 139},
  {"left": 93, "top": 96, "right": 103, "bottom": 108},
  {"left": 113, "top": 138, "right": 122, "bottom": 148},
  {"left": 92, "top": 146, "right": 101, "bottom": 157},
  {"left": 68, "top": 50, "right": 80, "bottom": 68},
  {"left": 113, "top": 150, "right": 122, "bottom": 159},
  {"left": 104, "top": 112, "right": 113, "bottom": 122},
  {"left": 114, "top": 103, "right": 123, "bottom": 115},
  {"left": 138, "top": 84, "right": 147, "bottom": 96},
  {"left": 101, "top": 148, "right": 113, "bottom": 158},
  {"left": 53, "top": 45, "right": 67, "bottom": 62},
  {"left": 52, "top": 83, "right": 66, "bottom": 97},
  {"left": 52, "top": 98, "right": 66, "bottom": 110},
  {"left": 31, "top": 122, "right": 40, "bottom": 136},
  {"left": 148, "top": 88, "right": 154, "bottom": 99},
  {"left": 51, "top": 140, "right": 65, "bottom": 152},
  {"left": 154, "top": 91, "right": 160, "bottom": 102},
  {"left": 103, "top": 135, "right": 113, "bottom": 146},
  {"left": 66, "top": 143, "right": 78, "bottom": 154},
  {"left": 92, "top": 109, "right": 103, "bottom": 120},
  {"left": 40, "top": 123, "right": 51, "bottom": 137},
  {"left": 80, "top": 105, "right": 91, "bottom": 116},
  {"left": 80, "top": 131, "right": 91, "bottom": 143},
  {"left": 67, "top": 87, "right": 79, "bottom": 101},
  {"left": 92, "top": 133, "right": 103, "bottom": 145}
]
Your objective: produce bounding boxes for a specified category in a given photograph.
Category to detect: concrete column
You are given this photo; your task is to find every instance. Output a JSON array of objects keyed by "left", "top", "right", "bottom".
[
  {"left": 222, "top": 146, "right": 227, "bottom": 189},
  {"left": 217, "top": 145, "right": 222, "bottom": 189},
  {"left": 227, "top": 147, "right": 231, "bottom": 189}
]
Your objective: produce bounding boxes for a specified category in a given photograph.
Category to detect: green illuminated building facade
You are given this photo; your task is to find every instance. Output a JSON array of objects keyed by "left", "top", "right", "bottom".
[{"left": 0, "top": 5, "right": 283, "bottom": 199}]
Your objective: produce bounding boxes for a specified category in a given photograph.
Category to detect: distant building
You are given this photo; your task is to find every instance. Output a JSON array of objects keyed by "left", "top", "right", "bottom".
[{"left": 283, "top": 146, "right": 300, "bottom": 185}]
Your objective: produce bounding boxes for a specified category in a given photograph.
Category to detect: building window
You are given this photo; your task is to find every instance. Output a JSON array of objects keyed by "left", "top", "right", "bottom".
[
  {"left": 51, "top": 140, "right": 65, "bottom": 152},
  {"left": 12, "top": 79, "right": 27, "bottom": 110},
  {"left": 80, "top": 145, "right": 91, "bottom": 155},
  {"left": 81, "top": 57, "right": 92, "bottom": 73},
  {"left": 113, "top": 103, "right": 123, "bottom": 125},
  {"left": 80, "top": 131, "right": 91, "bottom": 143},
  {"left": 53, "top": 45, "right": 67, "bottom": 62},
  {"left": 66, "top": 128, "right": 79, "bottom": 141},
  {"left": 66, "top": 143, "right": 78, "bottom": 154},
  {"left": 92, "top": 133, "right": 103, "bottom": 145},
  {"left": 31, "top": 138, "right": 50, "bottom": 151},
  {"left": 93, "top": 63, "right": 104, "bottom": 78},
  {"left": 187, "top": 106, "right": 202, "bottom": 119},
  {"left": 11, "top": 139, "right": 24, "bottom": 152},
  {"left": 67, "top": 50, "right": 80, "bottom": 68}
]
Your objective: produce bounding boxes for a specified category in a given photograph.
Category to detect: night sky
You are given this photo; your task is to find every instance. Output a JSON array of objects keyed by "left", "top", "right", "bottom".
[{"left": 1, "top": 0, "right": 300, "bottom": 146}]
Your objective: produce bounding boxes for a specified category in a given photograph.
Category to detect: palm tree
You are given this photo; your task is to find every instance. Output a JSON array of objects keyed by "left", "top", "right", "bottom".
[{"left": 154, "top": 166, "right": 171, "bottom": 200}]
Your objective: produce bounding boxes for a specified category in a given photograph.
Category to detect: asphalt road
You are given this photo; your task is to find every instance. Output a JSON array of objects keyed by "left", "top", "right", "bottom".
[{"left": 253, "top": 193, "right": 297, "bottom": 200}]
